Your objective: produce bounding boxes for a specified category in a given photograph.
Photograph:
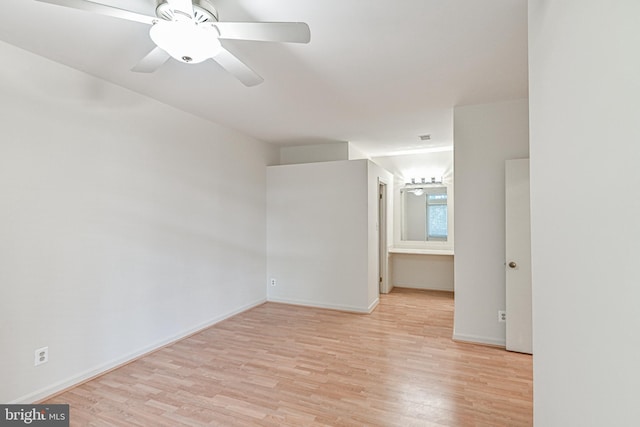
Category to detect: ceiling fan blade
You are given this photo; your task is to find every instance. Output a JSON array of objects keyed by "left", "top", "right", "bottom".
[
  {"left": 213, "top": 22, "right": 311, "bottom": 44},
  {"left": 166, "top": 0, "right": 194, "bottom": 17},
  {"left": 34, "top": 0, "right": 155, "bottom": 25},
  {"left": 131, "top": 47, "right": 171, "bottom": 73},
  {"left": 211, "top": 48, "right": 264, "bottom": 87}
]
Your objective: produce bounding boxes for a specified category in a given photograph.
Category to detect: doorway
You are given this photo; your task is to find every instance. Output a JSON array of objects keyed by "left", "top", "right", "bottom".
[{"left": 378, "top": 181, "right": 389, "bottom": 294}]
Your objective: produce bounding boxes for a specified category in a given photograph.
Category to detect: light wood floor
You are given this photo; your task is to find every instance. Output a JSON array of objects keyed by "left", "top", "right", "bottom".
[{"left": 45, "top": 288, "right": 532, "bottom": 426}]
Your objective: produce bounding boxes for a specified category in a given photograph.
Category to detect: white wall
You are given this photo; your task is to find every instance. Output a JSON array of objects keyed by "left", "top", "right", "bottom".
[
  {"left": 347, "top": 143, "right": 369, "bottom": 161},
  {"left": 391, "top": 254, "right": 454, "bottom": 291},
  {"left": 266, "top": 160, "right": 391, "bottom": 312},
  {"left": 453, "top": 99, "right": 529, "bottom": 346},
  {"left": 279, "top": 142, "right": 349, "bottom": 165},
  {"left": 529, "top": 2, "right": 640, "bottom": 425},
  {"left": 372, "top": 150, "right": 454, "bottom": 186},
  {"left": 0, "top": 41, "right": 278, "bottom": 404},
  {"left": 279, "top": 142, "right": 369, "bottom": 165}
]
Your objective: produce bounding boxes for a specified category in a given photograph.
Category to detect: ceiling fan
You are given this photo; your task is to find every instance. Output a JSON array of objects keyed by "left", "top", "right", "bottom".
[{"left": 34, "top": 0, "right": 311, "bottom": 86}]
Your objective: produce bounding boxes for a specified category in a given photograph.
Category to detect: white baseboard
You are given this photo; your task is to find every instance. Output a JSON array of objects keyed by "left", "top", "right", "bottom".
[
  {"left": 452, "top": 332, "right": 506, "bottom": 348},
  {"left": 267, "top": 296, "right": 377, "bottom": 314},
  {"left": 11, "top": 298, "right": 266, "bottom": 404}
]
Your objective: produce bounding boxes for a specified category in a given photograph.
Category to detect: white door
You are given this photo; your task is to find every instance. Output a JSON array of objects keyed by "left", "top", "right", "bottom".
[{"left": 505, "top": 159, "right": 532, "bottom": 354}]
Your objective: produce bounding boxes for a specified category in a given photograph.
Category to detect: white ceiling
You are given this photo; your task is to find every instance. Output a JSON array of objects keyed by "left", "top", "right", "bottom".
[{"left": 1, "top": 0, "right": 528, "bottom": 157}]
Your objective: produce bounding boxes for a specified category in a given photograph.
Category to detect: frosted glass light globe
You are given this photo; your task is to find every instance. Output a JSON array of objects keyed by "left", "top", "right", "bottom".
[{"left": 150, "top": 20, "right": 222, "bottom": 64}]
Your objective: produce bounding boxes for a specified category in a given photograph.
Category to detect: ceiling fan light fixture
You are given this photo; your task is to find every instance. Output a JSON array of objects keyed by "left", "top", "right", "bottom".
[
  {"left": 150, "top": 20, "right": 221, "bottom": 64},
  {"left": 35, "top": 0, "right": 310, "bottom": 85}
]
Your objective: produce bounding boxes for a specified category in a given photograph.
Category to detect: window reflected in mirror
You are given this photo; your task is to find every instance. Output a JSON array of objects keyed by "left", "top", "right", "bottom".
[{"left": 401, "top": 186, "right": 448, "bottom": 242}]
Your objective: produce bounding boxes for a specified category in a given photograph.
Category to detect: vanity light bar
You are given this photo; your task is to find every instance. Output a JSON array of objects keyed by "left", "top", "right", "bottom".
[{"left": 407, "top": 177, "right": 442, "bottom": 185}]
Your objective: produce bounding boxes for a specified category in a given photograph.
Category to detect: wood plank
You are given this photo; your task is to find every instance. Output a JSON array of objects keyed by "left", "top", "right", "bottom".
[{"left": 45, "top": 288, "right": 532, "bottom": 426}]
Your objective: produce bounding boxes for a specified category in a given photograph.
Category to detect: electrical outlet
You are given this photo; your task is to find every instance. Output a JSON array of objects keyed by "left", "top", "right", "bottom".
[
  {"left": 34, "top": 346, "right": 48, "bottom": 366},
  {"left": 498, "top": 310, "right": 507, "bottom": 323},
  {"left": 270, "top": 278, "right": 277, "bottom": 287}
]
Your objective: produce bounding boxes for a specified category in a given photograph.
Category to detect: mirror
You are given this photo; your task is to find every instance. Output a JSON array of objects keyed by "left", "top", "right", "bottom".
[{"left": 401, "top": 185, "right": 448, "bottom": 242}]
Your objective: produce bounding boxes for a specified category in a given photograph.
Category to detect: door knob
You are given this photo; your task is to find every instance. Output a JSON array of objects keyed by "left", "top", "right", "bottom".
[{"left": 508, "top": 261, "right": 517, "bottom": 269}]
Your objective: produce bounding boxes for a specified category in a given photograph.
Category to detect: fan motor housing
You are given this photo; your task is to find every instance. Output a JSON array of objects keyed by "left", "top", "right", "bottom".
[{"left": 155, "top": 0, "right": 218, "bottom": 23}]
